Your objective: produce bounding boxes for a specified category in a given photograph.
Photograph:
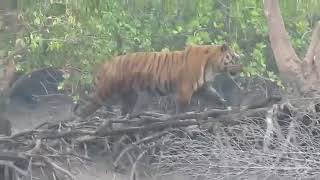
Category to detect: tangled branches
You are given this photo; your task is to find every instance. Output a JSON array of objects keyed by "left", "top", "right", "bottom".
[
  {"left": 0, "top": 127, "right": 90, "bottom": 180},
  {"left": 2, "top": 96, "right": 320, "bottom": 180},
  {"left": 152, "top": 100, "right": 320, "bottom": 179},
  {"left": 0, "top": 107, "right": 239, "bottom": 179}
]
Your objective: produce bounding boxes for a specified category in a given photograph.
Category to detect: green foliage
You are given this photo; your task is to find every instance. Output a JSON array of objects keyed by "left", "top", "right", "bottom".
[{"left": 3, "top": 0, "right": 320, "bottom": 93}]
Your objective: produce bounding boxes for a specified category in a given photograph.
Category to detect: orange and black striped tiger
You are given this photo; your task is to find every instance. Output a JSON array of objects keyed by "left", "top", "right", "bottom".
[{"left": 73, "top": 44, "right": 242, "bottom": 119}]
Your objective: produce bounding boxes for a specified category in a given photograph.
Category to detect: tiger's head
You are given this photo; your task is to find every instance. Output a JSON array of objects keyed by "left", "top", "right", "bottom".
[
  {"left": 185, "top": 43, "right": 242, "bottom": 77},
  {"left": 218, "top": 43, "right": 242, "bottom": 76}
]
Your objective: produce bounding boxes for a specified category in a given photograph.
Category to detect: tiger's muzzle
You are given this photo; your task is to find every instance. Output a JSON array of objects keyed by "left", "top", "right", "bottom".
[{"left": 225, "top": 52, "right": 242, "bottom": 76}]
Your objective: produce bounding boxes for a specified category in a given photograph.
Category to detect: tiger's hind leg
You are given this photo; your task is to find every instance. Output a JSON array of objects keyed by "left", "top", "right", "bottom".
[
  {"left": 120, "top": 92, "right": 138, "bottom": 117},
  {"left": 121, "top": 91, "right": 152, "bottom": 118},
  {"left": 73, "top": 98, "right": 104, "bottom": 119},
  {"left": 132, "top": 91, "right": 153, "bottom": 116}
]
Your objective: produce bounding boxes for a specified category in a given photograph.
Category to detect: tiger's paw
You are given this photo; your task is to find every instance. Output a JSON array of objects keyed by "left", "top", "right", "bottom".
[{"left": 217, "top": 97, "right": 228, "bottom": 107}]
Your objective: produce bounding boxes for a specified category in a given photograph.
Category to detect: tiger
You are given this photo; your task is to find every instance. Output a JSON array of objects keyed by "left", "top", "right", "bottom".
[{"left": 73, "top": 43, "right": 242, "bottom": 119}]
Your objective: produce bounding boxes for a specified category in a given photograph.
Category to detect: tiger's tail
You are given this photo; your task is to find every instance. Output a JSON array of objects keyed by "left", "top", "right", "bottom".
[
  {"left": 73, "top": 101, "right": 101, "bottom": 119},
  {"left": 73, "top": 92, "right": 104, "bottom": 119}
]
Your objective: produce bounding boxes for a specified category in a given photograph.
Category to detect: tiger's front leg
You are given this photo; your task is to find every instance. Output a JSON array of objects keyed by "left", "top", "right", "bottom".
[
  {"left": 176, "top": 85, "right": 194, "bottom": 114},
  {"left": 195, "top": 84, "right": 228, "bottom": 108}
]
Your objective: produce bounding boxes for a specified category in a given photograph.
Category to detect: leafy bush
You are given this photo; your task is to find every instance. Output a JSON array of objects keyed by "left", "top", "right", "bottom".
[{"left": 4, "top": 0, "right": 320, "bottom": 94}]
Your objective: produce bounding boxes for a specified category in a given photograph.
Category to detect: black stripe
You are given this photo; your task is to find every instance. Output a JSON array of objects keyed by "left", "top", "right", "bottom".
[
  {"left": 146, "top": 53, "right": 155, "bottom": 73},
  {"left": 183, "top": 47, "right": 190, "bottom": 64},
  {"left": 165, "top": 52, "right": 173, "bottom": 92},
  {"left": 157, "top": 53, "right": 167, "bottom": 95},
  {"left": 154, "top": 53, "right": 161, "bottom": 76},
  {"left": 159, "top": 53, "right": 167, "bottom": 76}
]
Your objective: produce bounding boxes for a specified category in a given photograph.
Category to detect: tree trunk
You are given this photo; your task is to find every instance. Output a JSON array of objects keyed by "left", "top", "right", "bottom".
[
  {"left": 0, "top": 0, "right": 18, "bottom": 95},
  {"left": 0, "top": 0, "right": 18, "bottom": 136},
  {"left": 263, "top": 0, "right": 320, "bottom": 95}
]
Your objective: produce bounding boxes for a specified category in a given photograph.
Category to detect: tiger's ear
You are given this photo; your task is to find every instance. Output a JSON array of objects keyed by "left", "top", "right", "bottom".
[{"left": 221, "top": 43, "right": 229, "bottom": 52}]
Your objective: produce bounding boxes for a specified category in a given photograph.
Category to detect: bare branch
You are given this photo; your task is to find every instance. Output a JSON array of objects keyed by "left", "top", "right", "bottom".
[
  {"left": 41, "top": 156, "right": 77, "bottom": 180},
  {"left": 304, "top": 21, "right": 320, "bottom": 64}
]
